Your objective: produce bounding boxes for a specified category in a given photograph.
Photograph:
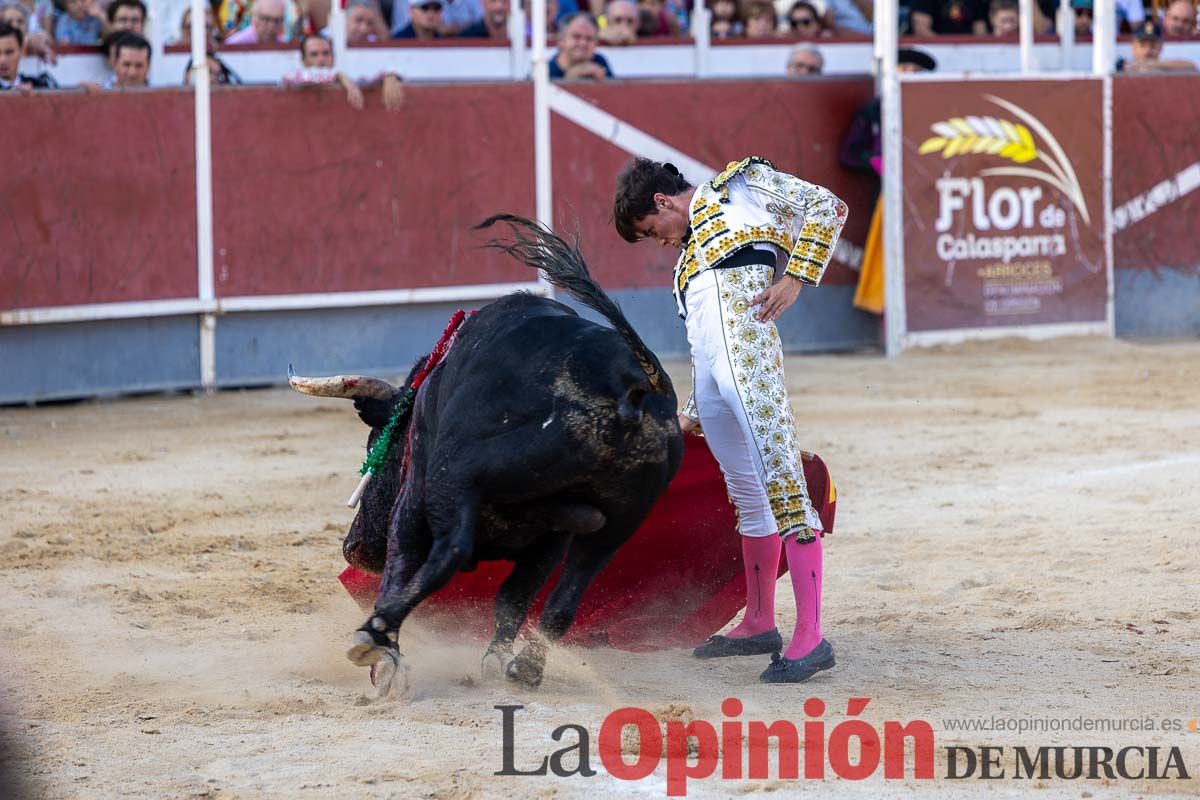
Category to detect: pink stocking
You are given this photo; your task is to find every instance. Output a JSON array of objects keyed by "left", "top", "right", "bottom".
[
  {"left": 726, "top": 534, "right": 781, "bottom": 639},
  {"left": 782, "top": 533, "right": 824, "bottom": 658}
]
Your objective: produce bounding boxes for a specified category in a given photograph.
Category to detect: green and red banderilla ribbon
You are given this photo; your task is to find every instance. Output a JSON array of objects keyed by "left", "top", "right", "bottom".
[{"left": 346, "top": 309, "right": 474, "bottom": 508}]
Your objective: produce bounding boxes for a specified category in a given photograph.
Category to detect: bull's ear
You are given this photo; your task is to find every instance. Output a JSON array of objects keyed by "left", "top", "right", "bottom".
[{"left": 353, "top": 395, "right": 400, "bottom": 429}]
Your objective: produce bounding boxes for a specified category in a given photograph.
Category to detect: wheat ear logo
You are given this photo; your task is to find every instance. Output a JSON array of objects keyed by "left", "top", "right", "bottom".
[{"left": 918, "top": 94, "right": 1090, "bottom": 225}]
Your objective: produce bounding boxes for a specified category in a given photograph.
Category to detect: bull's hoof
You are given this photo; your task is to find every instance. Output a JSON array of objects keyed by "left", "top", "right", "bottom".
[
  {"left": 347, "top": 630, "right": 390, "bottom": 667},
  {"left": 373, "top": 647, "right": 409, "bottom": 699},
  {"left": 481, "top": 647, "right": 514, "bottom": 682},
  {"left": 504, "top": 650, "right": 545, "bottom": 688}
]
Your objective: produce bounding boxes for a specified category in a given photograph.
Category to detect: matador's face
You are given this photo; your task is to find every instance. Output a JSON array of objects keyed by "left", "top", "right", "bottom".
[{"left": 631, "top": 200, "right": 690, "bottom": 250}]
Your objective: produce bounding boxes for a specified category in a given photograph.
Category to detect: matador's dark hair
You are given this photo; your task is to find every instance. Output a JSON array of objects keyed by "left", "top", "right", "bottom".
[{"left": 612, "top": 158, "right": 694, "bottom": 243}]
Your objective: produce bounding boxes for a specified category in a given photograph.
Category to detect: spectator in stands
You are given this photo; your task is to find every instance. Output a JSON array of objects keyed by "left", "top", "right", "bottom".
[
  {"left": 1119, "top": 19, "right": 1197, "bottom": 71},
  {"left": 459, "top": 0, "right": 508, "bottom": 36},
  {"left": 1163, "top": 0, "right": 1198, "bottom": 36},
  {"left": 287, "top": 32, "right": 364, "bottom": 106},
  {"left": 395, "top": 0, "right": 446, "bottom": 36},
  {"left": 111, "top": 30, "right": 149, "bottom": 86},
  {"left": 284, "top": 32, "right": 406, "bottom": 107},
  {"left": 910, "top": 0, "right": 987, "bottom": 35},
  {"left": 820, "top": 0, "right": 874, "bottom": 35},
  {"left": 183, "top": 50, "right": 241, "bottom": 85},
  {"left": 0, "top": 2, "right": 24, "bottom": 31},
  {"left": 0, "top": 1, "right": 52, "bottom": 60},
  {"left": 53, "top": 0, "right": 104, "bottom": 44},
  {"left": 786, "top": 42, "right": 823, "bottom": 74},
  {"left": 393, "top": 0, "right": 481, "bottom": 35},
  {"left": 225, "top": 0, "right": 287, "bottom": 44},
  {"left": 106, "top": 0, "right": 143, "bottom": 34},
  {"left": 988, "top": 0, "right": 1018, "bottom": 34},
  {"left": 1070, "top": 0, "right": 1091, "bottom": 34},
  {"left": 742, "top": 0, "right": 777, "bottom": 37},
  {"left": 347, "top": 0, "right": 389, "bottom": 40},
  {"left": 0, "top": 20, "right": 56, "bottom": 90},
  {"left": 599, "top": 0, "right": 637, "bottom": 43},
  {"left": 550, "top": 12, "right": 612, "bottom": 78},
  {"left": 179, "top": 3, "right": 223, "bottom": 45},
  {"left": 221, "top": 0, "right": 307, "bottom": 39},
  {"left": 787, "top": 1, "right": 828, "bottom": 36},
  {"left": 707, "top": 0, "right": 742, "bottom": 37},
  {"left": 83, "top": 30, "right": 148, "bottom": 87},
  {"left": 635, "top": 0, "right": 681, "bottom": 35}
]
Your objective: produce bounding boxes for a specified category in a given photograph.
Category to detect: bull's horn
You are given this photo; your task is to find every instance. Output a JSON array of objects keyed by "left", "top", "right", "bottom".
[{"left": 287, "top": 364, "right": 397, "bottom": 400}]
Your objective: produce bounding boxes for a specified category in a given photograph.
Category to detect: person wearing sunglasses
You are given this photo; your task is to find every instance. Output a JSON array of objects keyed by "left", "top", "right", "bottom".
[
  {"left": 394, "top": 0, "right": 445, "bottom": 37},
  {"left": 224, "top": 0, "right": 287, "bottom": 44},
  {"left": 599, "top": 0, "right": 638, "bottom": 44},
  {"left": 787, "top": 0, "right": 826, "bottom": 36},
  {"left": 392, "top": 0, "right": 483, "bottom": 36}
]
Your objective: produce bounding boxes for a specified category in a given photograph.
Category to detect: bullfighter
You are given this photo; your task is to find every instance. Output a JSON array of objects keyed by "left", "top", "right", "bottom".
[{"left": 612, "top": 155, "right": 848, "bottom": 683}]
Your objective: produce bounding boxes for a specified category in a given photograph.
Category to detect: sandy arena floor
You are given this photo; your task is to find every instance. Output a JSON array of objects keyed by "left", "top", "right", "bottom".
[{"left": 1, "top": 336, "right": 1198, "bottom": 799}]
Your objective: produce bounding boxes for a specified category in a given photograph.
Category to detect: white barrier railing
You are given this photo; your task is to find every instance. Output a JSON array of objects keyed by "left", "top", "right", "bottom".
[{"left": 24, "top": 38, "right": 1200, "bottom": 89}]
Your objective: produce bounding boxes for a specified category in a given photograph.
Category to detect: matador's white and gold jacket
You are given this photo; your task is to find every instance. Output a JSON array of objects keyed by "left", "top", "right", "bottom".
[{"left": 672, "top": 156, "right": 849, "bottom": 317}]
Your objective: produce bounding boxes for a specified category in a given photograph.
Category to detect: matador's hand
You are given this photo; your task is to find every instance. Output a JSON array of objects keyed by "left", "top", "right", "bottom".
[
  {"left": 751, "top": 275, "right": 803, "bottom": 322},
  {"left": 678, "top": 413, "right": 701, "bottom": 435}
]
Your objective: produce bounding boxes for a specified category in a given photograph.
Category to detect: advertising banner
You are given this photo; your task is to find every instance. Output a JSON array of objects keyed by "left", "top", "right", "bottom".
[{"left": 901, "top": 79, "right": 1109, "bottom": 336}]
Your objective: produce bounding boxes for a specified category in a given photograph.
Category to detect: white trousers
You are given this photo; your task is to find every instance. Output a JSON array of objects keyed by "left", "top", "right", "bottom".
[{"left": 684, "top": 265, "right": 822, "bottom": 541}]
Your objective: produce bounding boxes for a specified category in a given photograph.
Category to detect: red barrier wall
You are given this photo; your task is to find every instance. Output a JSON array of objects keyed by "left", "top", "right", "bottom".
[
  {"left": 553, "top": 79, "right": 878, "bottom": 290},
  {"left": 2, "top": 80, "right": 878, "bottom": 314},
  {"left": 211, "top": 84, "right": 537, "bottom": 296},
  {"left": 0, "top": 92, "right": 199, "bottom": 309},
  {"left": 1112, "top": 74, "right": 1200, "bottom": 271}
]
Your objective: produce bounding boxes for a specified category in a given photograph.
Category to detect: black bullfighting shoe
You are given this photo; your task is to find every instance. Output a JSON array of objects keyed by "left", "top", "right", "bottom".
[
  {"left": 692, "top": 628, "right": 783, "bottom": 659},
  {"left": 758, "top": 639, "right": 835, "bottom": 683}
]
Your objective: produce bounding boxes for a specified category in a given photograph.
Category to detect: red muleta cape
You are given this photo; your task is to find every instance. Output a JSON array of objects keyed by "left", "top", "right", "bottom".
[{"left": 338, "top": 434, "right": 836, "bottom": 652}]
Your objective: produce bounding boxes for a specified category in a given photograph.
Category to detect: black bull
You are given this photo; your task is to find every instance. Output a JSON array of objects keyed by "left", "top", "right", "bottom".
[{"left": 290, "top": 216, "right": 685, "bottom": 693}]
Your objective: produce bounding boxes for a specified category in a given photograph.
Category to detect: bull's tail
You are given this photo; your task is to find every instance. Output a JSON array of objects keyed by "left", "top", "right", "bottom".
[{"left": 474, "top": 214, "right": 668, "bottom": 393}]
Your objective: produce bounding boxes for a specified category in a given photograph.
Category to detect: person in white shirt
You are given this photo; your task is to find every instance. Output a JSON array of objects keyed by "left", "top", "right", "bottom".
[{"left": 282, "top": 32, "right": 405, "bottom": 110}]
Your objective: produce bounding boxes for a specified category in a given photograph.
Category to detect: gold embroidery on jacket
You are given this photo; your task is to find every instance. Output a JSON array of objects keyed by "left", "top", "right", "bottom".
[
  {"left": 674, "top": 157, "right": 846, "bottom": 298},
  {"left": 711, "top": 156, "right": 777, "bottom": 202}
]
